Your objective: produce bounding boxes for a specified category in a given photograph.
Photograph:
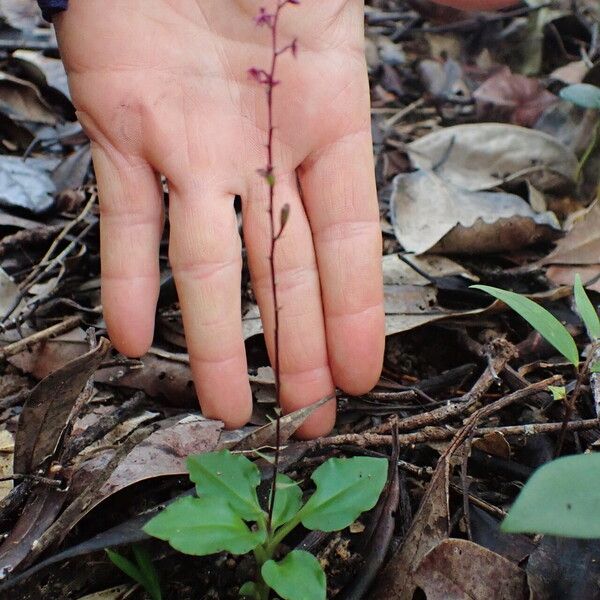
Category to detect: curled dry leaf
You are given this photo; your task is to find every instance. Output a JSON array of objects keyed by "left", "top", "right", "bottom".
[
  {"left": 412, "top": 539, "right": 528, "bottom": 600},
  {"left": 542, "top": 199, "right": 600, "bottom": 292},
  {"left": 391, "top": 169, "right": 560, "bottom": 254},
  {"left": 473, "top": 66, "right": 557, "bottom": 127},
  {"left": 372, "top": 461, "right": 450, "bottom": 600},
  {"left": 69, "top": 416, "right": 223, "bottom": 513},
  {"left": 14, "top": 337, "right": 110, "bottom": 474},
  {"left": 407, "top": 123, "right": 578, "bottom": 192}
]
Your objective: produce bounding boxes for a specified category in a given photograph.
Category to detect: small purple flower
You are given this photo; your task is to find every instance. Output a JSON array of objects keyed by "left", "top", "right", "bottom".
[{"left": 255, "top": 7, "right": 274, "bottom": 27}]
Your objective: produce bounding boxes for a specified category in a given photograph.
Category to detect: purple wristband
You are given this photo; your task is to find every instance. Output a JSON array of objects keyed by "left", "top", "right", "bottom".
[{"left": 38, "top": 0, "right": 69, "bottom": 21}]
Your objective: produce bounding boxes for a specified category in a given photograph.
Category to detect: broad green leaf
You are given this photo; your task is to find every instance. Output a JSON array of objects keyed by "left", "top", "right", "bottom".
[
  {"left": 271, "top": 474, "right": 303, "bottom": 528},
  {"left": 262, "top": 551, "right": 326, "bottom": 600},
  {"left": 472, "top": 285, "right": 579, "bottom": 367},
  {"left": 239, "top": 581, "right": 258, "bottom": 597},
  {"left": 132, "top": 545, "right": 162, "bottom": 600},
  {"left": 592, "top": 362, "right": 600, "bottom": 373},
  {"left": 143, "top": 496, "right": 265, "bottom": 555},
  {"left": 574, "top": 274, "right": 600, "bottom": 341},
  {"left": 187, "top": 450, "right": 262, "bottom": 520},
  {"left": 106, "top": 550, "right": 145, "bottom": 588},
  {"left": 559, "top": 84, "right": 600, "bottom": 109},
  {"left": 502, "top": 453, "right": 600, "bottom": 538},
  {"left": 547, "top": 385, "right": 566, "bottom": 401},
  {"left": 300, "top": 457, "right": 388, "bottom": 532}
]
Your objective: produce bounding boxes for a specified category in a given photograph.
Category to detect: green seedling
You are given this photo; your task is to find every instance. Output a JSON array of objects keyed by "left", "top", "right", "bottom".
[
  {"left": 143, "top": 450, "right": 388, "bottom": 600},
  {"left": 474, "top": 275, "right": 600, "bottom": 538},
  {"left": 560, "top": 83, "right": 600, "bottom": 180},
  {"left": 106, "top": 545, "right": 162, "bottom": 600}
]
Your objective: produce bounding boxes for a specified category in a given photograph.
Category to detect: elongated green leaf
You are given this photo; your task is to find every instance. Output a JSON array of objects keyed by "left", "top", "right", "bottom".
[
  {"left": 143, "top": 496, "right": 265, "bottom": 555},
  {"left": 559, "top": 84, "right": 600, "bottom": 109},
  {"left": 187, "top": 450, "right": 262, "bottom": 520},
  {"left": 300, "top": 457, "right": 388, "bottom": 532},
  {"left": 472, "top": 285, "right": 579, "bottom": 366},
  {"left": 502, "top": 453, "right": 600, "bottom": 538},
  {"left": 132, "top": 545, "right": 162, "bottom": 600},
  {"left": 262, "top": 551, "right": 326, "bottom": 600},
  {"left": 106, "top": 549, "right": 145, "bottom": 587},
  {"left": 271, "top": 474, "right": 303, "bottom": 528},
  {"left": 574, "top": 274, "right": 600, "bottom": 341}
]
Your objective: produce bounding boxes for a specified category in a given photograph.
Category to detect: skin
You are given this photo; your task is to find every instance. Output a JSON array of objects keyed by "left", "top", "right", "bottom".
[{"left": 54, "top": 0, "right": 517, "bottom": 438}]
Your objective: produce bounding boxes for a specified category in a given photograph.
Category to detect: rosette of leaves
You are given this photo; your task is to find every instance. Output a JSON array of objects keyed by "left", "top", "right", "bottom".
[{"left": 143, "top": 450, "right": 388, "bottom": 600}]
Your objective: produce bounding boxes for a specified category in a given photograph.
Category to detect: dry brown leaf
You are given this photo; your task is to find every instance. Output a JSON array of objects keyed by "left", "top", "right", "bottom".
[
  {"left": 413, "top": 539, "right": 529, "bottom": 600},
  {"left": 542, "top": 199, "right": 600, "bottom": 291},
  {"left": 391, "top": 169, "right": 559, "bottom": 254},
  {"left": 473, "top": 67, "right": 557, "bottom": 127},
  {"left": 14, "top": 337, "right": 110, "bottom": 474},
  {"left": 371, "top": 461, "right": 450, "bottom": 599}
]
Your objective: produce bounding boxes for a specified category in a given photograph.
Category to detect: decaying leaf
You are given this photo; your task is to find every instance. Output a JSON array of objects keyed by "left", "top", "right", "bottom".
[
  {"left": 0, "top": 156, "right": 56, "bottom": 214},
  {"left": 473, "top": 67, "right": 557, "bottom": 127},
  {"left": 68, "top": 416, "right": 223, "bottom": 517},
  {"left": 412, "top": 539, "right": 528, "bottom": 600},
  {"left": 372, "top": 461, "right": 450, "bottom": 599},
  {"left": 543, "top": 199, "right": 600, "bottom": 292},
  {"left": 14, "top": 337, "right": 110, "bottom": 474},
  {"left": 407, "top": 123, "right": 578, "bottom": 192},
  {"left": 0, "top": 429, "right": 14, "bottom": 501},
  {"left": 391, "top": 169, "right": 560, "bottom": 254}
]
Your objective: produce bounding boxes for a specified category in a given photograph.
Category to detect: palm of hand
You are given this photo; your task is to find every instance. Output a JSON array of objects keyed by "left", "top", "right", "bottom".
[{"left": 55, "top": 0, "right": 384, "bottom": 437}]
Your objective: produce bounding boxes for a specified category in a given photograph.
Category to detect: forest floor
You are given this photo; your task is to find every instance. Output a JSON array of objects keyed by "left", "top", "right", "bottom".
[{"left": 0, "top": 0, "right": 599, "bottom": 598}]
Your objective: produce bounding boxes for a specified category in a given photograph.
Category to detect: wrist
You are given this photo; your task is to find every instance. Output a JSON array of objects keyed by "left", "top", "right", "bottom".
[{"left": 38, "top": 0, "right": 69, "bottom": 22}]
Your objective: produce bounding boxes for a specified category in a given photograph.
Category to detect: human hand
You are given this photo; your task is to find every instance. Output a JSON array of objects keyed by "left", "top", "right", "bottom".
[{"left": 54, "top": 0, "right": 385, "bottom": 438}]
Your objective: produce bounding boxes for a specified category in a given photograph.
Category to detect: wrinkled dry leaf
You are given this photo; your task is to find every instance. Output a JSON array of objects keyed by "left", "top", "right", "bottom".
[
  {"left": 473, "top": 67, "right": 557, "bottom": 127},
  {"left": 0, "top": 73, "right": 57, "bottom": 125},
  {"left": 407, "top": 123, "right": 578, "bottom": 192},
  {"left": 76, "top": 586, "right": 134, "bottom": 600},
  {"left": 413, "top": 539, "right": 528, "bottom": 600},
  {"left": 418, "top": 57, "right": 467, "bottom": 97},
  {"left": 9, "top": 330, "right": 198, "bottom": 408},
  {"left": 543, "top": 199, "right": 600, "bottom": 291},
  {"left": 551, "top": 61, "right": 588, "bottom": 85},
  {"left": 12, "top": 50, "right": 71, "bottom": 100},
  {"left": 0, "top": 156, "right": 56, "bottom": 214},
  {"left": 71, "top": 416, "right": 223, "bottom": 508},
  {"left": 372, "top": 461, "right": 450, "bottom": 599},
  {"left": 14, "top": 337, "right": 110, "bottom": 474},
  {"left": 0, "top": 0, "right": 41, "bottom": 29},
  {"left": 0, "top": 429, "right": 14, "bottom": 501},
  {"left": 0, "top": 267, "right": 21, "bottom": 317},
  {"left": 391, "top": 169, "right": 559, "bottom": 254}
]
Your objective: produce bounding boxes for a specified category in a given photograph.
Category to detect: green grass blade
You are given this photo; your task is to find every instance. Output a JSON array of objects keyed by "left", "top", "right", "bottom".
[{"left": 472, "top": 285, "right": 579, "bottom": 367}]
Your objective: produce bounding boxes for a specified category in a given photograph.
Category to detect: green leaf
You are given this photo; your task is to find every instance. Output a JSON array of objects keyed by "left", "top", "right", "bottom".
[
  {"left": 239, "top": 581, "right": 258, "bottom": 597},
  {"left": 574, "top": 274, "right": 600, "bottom": 341},
  {"left": 106, "top": 549, "right": 145, "bottom": 587},
  {"left": 271, "top": 474, "right": 303, "bottom": 528},
  {"left": 262, "top": 551, "right": 326, "bottom": 600},
  {"left": 559, "top": 84, "right": 600, "bottom": 109},
  {"left": 187, "top": 450, "right": 262, "bottom": 520},
  {"left": 300, "top": 457, "right": 388, "bottom": 532},
  {"left": 143, "top": 496, "right": 265, "bottom": 555},
  {"left": 592, "top": 361, "right": 600, "bottom": 374},
  {"left": 502, "top": 453, "right": 600, "bottom": 538},
  {"left": 472, "top": 285, "right": 579, "bottom": 367},
  {"left": 132, "top": 545, "right": 162, "bottom": 600},
  {"left": 547, "top": 385, "right": 567, "bottom": 401}
]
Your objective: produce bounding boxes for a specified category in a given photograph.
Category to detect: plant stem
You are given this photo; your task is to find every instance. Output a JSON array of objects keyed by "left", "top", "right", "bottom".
[
  {"left": 555, "top": 342, "right": 599, "bottom": 456},
  {"left": 263, "top": 0, "right": 288, "bottom": 534}
]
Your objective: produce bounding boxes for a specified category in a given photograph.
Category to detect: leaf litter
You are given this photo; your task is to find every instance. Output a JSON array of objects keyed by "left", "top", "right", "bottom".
[{"left": 0, "top": 0, "right": 599, "bottom": 598}]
